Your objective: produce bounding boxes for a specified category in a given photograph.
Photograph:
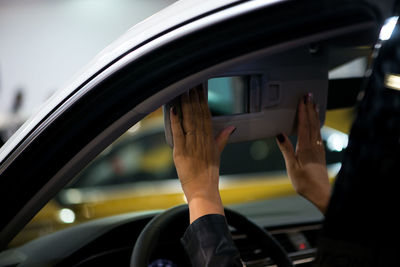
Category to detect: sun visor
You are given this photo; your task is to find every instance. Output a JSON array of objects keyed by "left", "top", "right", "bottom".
[{"left": 164, "top": 47, "right": 328, "bottom": 146}]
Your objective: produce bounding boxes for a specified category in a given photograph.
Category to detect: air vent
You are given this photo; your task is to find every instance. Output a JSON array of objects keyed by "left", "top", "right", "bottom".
[
  {"left": 232, "top": 233, "right": 269, "bottom": 262},
  {"left": 231, "top": 223, "right": 322, "bottom": 266},
  {"left": 273, "top": 233, "right": 296, "bottom": 253}
]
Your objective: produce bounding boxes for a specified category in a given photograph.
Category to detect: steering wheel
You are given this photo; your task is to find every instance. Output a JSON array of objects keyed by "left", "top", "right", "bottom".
[{"left": 130, "top": 204, "right": 293, "bottom": 267}]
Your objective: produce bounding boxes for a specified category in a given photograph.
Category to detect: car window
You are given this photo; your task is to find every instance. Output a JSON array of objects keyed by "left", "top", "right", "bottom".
[
  {"left": 71, "top": 129, "right": 176, "bottom": 188},
  {"left": 9, "top": 106, "right": 350, "bottom": 247}
]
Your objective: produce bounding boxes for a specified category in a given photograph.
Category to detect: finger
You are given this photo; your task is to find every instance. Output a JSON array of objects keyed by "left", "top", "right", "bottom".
[
  {"left": 306, "top": 93, "right": 319, "bottom": 141},
  {"left": 180, "top": 92, "right": 194, "bottom": 134},
  {"left": 216, "top": 126, "right": 236, "bottom": 154},
  {"left": 197, "top": 83, "right": 207, "bottom": 107},
  {"left": 170, "top": 107, "right": 184, "bottom": 151},
  {"left": 276, "top": 133, "right": 297, "bottom": 169},
  {"left": 198, "top": 84, "right": 213, "bottom": 132},
  {"left": 189, "top": 86, "right": 202, "bottom": 130},
  {"left": 311, "top": 103, "right": 322, "bottom": 142},
  {"left": 297, "top": 96, "right": 310, "bottom": 148}
]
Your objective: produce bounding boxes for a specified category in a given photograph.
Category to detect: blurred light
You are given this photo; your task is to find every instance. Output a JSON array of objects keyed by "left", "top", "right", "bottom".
[
  {"left": 207, "top": 91, "right": 218, "bottom": 102},
  {"left": 327, "top": 133, "right": 348, "bottom": 152},
  {"left": 384, "top": 73, "right": 400, "bottom": 91},
  {"left": 64, "top": 188, "right": 83, "bottom": 204},
  {"left": 328, "top": 57, "right": 367, "bottom": 79},
  {"left": 379, "top": 16, "right": 398, "bottom": 41},
  {"left": 59, "top": 208, "right": 76, "bottom": 224},
  {"left": 128, "top": 121, "right": 141, "bottom": 134},
  {"left": 250, "top": 141, "right": 269, "bottom": 160}
]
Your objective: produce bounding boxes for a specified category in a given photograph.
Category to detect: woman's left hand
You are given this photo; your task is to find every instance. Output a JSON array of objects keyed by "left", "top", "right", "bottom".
[
  {"left": 170, "top": 85, "right": 235, "bottom": 223},
  {"left": 276, "top": 93, "right": 331, "bottom": 214}
]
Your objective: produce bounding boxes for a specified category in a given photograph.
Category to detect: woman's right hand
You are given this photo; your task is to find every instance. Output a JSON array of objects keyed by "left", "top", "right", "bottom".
[
  {"left": 276, "top": 93, "right": 331, "bottom": 214},
  {"left": 170, "top": 86, "right": 235, "bottom": 223}
]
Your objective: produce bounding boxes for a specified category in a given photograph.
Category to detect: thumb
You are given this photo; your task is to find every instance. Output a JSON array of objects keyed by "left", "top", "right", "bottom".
[
  {"left": 276, "top": 133, "right": 297, "bottom": 169},
  {"left": 216, "top": 126, "right": 236, "bottom": 154}
]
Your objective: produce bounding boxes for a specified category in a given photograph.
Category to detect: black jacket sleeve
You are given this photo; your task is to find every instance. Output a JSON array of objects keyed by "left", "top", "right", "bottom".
[{"left": 181, "top": 214, "right": 243, "bottom": 267}]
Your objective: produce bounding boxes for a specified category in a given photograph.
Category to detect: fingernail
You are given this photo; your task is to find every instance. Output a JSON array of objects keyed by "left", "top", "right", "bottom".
[
  {"left": 172, "top": 106, "right": 177, "bottom": 115},
  {"left": 307, "top": 92, "right": 313, "bottom": 103},
  {"left": 230, "top": 127, "right": 237, "bottom": 136},
  {"left": 276, "top": 134, "right": 285, "bottom": 143}
]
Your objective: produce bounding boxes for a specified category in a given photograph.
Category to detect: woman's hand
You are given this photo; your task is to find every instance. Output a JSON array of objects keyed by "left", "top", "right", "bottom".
[
  {"left": 276, "top": 93, "right": 331, "bottom": 214},
  {"left": 170, "top": 85, "right": 235, "bottom": 223}
]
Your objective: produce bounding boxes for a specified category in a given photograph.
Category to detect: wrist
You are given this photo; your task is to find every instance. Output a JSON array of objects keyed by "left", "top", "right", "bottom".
[
  {"left": 180, "top": 173, "right": 220, "bottom": 201},
  {"left": 305, "top": 184, "right": 331, "bottom": 214},
  {"left": 185, "top": 190, "right": 224, "bottom": 223},
  {"left": 178, "top": 172, "right": 223, "bottom": 223}
]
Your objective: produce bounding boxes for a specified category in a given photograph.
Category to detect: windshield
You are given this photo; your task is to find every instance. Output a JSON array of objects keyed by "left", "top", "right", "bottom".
[{"left": 10, "top": 102, "right": 352, "bottom": 247}]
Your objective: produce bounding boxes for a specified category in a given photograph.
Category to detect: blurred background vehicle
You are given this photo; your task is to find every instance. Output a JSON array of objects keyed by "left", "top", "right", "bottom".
[{"left": 10, "top": 106, "right": 350, "bottom": 247}]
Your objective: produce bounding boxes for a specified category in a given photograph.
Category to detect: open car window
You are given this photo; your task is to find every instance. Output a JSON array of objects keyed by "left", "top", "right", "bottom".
[{"left": 10, "top": 105, "right": 351, "bottom": 247}]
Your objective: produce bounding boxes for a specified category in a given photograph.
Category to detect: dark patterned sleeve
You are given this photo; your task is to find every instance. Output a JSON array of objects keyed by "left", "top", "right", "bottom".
[{"left": 181, "top": 214, "right": 243, "bottom": 267}]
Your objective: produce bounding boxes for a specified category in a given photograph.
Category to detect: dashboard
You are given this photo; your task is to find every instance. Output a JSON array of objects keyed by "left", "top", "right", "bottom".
[
  {"left": 70, "top": 219, "right": 322, "bottom": 267},
  {"left": 0, "top": 208, "right": 322, "bottom": 267}
]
